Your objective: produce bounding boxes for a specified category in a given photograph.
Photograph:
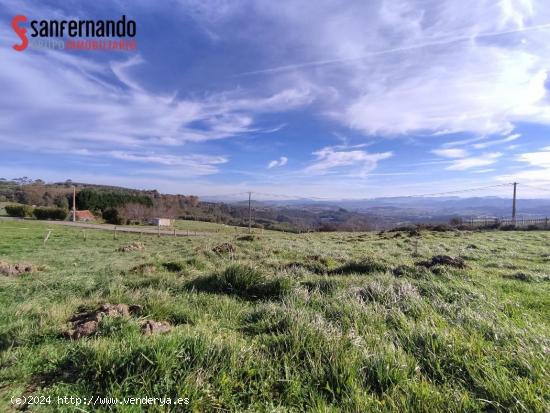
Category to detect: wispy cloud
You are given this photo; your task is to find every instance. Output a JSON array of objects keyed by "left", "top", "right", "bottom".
[
  {"left": 305, "top": 146, "right": 392, "bottom": 176},
  {"left": 431, "top": 148, "right": 468, "bottom": 158},
  {"left": 70, "top": 150, "right": 228, "bottom": 176},
  {"left": 267, "top": 156, "right": 288, "bottom": 169},
  {"left": 446, "top": 153, "right": 502, "bottom": 171},
  {"left": 206, "top": 0, "right": 550, "bottom": 137},
  {"left": 237, "top": 23, "right": 550, "bottom": 76},
  {"left": 517, "top": 148, "right": 550, "bottom": 168},
  {"left": 472, "top": 134, "right": 521, "bottom": 149},
  {"left": 497, "top": 147, "right": 550, "bottom": 185},
  {"left": 0, "top": 47, "right": 310, "bottom": 153}
]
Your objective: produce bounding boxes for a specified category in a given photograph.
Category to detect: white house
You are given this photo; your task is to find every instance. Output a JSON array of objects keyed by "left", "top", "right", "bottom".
[{"left": 150, "top": 218, "right": 173, "bottom": 227}]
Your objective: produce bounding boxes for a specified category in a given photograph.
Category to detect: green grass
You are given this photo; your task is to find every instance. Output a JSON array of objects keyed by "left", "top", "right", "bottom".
[
  {"left": 109, "top": 218, "right": 276, "bottom": 235},
  {"left": 0, "top": 219, "right": 549, "bottom": 412},
  {"left": 173, "top": 219, "right": 275, "bottom": 234}
]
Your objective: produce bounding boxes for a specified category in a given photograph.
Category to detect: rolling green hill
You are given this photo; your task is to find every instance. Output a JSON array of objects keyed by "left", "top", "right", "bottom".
[{"left": 0, "top": 220, "right": 549, "bottom": 411}]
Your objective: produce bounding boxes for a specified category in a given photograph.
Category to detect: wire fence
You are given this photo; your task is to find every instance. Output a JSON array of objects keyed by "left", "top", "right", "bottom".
[{"left": 466, "top": 217, "right": 550, "bottom": 228}]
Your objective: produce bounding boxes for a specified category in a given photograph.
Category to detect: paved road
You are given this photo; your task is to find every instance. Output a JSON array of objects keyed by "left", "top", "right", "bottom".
[{"left": 0, "top": 217, "right": 210, "bottom": 237}]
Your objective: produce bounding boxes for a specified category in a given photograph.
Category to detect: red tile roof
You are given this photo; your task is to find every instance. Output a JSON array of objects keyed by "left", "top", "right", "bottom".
[{"left": 75, "top": 210, "right": 95, "bottom": 221}]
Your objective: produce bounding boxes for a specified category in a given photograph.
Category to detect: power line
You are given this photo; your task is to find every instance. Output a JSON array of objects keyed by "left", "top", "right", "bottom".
[
  {"left": 193, "top": 182, "right": 549, "bottom": 202},
  {"left": 250, "top": 183, "right": 515, "bottom": 200},
  {"left": 402, "top": 183, "right": 514, "bottom": 198},
  {"left": 252, "top": 191, "right": 333, "bottom": 201},
  {"left": 521, "top": 184, "right": 550, "bottom": 193}
]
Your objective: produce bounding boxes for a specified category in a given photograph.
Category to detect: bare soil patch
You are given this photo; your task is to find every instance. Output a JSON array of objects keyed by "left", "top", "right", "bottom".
[
  {"left": 417, "top": 255, "right": 466, "bottom": 269},
  {"left": 65, "top": 303, "right": 142, "bottom": 339},
  {"left": 117, "top": 242, "right": 145, "bottom": 252},
  {"left": 0, "top": 261, "right": 33, "bottom": 277},
  {"left": 212, "top": 242, "right": 237, "bottom": 254},
  {"left": 140, "top": 320, "right": 172, "bottom": 335}
]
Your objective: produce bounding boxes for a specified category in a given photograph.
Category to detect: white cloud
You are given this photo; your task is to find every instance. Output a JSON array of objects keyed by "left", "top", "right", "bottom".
[
  {"left": 109, "top": 151, "right": 227, "bottom": 170},
  {"left": 267, "top": 156, "right": 288, "bottom": 168},
  {"left": 0, "top": 44, "right": 311, "bottom": 154},
  {"left": 472, "top": 134, "right": 521, "bottom": 149},
  {"left": 305, "top": 147, "right": 392, "bottom": 175},
  {"left": 517, "top": 148, "right": 550, "bottom": 168},
  {"left": 431, "top": 148, "right": 468, "bottom": 158},
  {"left": 446, "top": 152, "right": 502, "bottom": 170},
  {"left": 187, "top": 0, "right": 550, "bottom": 137},
  {"left": 496, "top": 147, "right": 550, "bottom": 188}
]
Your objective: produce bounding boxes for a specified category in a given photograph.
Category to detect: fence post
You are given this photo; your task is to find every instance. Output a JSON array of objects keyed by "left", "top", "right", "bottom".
[
  {"left": 158, "top": 225, "right": 160, "bottom": 238},
  {"left": 113, "top": 226, "right": 117, "bottom": 240},
  {"left": 43, "top": 230, "right": 52, "bottom": 245},
  {"left": 545, "top": 217, "right": 548, "bottom": 229}
]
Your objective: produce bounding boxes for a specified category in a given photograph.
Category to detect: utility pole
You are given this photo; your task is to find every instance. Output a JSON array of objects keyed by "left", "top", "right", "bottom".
[
  {"left": 248, "top": 192, "right": 252, "bottom": 233},
  {"left": 72, "top": 185, "right": 76, "bottom": 222},
  {"left": 512, "top": 182, "right": 517, "bottom": 224}
]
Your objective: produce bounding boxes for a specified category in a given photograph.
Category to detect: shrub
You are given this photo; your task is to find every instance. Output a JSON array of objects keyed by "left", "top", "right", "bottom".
[
  {"left": 102, "top": 208, "right": 124, "bottom": 225},
  {"left": 449, "top": 217, "right": 463, "bottom": 226},
  {"left": 33, "top": 207, "right": 68, "bottom": 220},
  {"left": 189, "top": 264, "right": 293, "bottom": 300},
  {"left": 76, "top": 188, "right": 153, "bottom": 211},
  {"left": 5, "top": 204, "right": 33, "bottom": 218}
]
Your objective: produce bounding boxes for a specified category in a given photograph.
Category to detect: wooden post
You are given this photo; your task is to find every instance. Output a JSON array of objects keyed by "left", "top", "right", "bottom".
[
  {"left": 83, "top": 230, "right": 87, "bottom": 241},
  {"left": 72, "top": 186, "right": 76, "bottom": 222},
  {"left": 248, "top": 191, "right": 252, "bottom": 234},
  {"left": 173, "top": 228, "right": 176, "bottom": 237},
  {"left": 113, "top": 226, "right": 117, "bottom": 240},
  {"left": 158, "top": 225, "right": 160, "bottom": 238},
  {"left": 545, "top": 217, "right": 548, "bottom": 229},
  {"left": 512, "top": 182, "right": 517, "bottom": 224},
  {"left": 43, "top": 230, "right": 52, "bottom": 245}
]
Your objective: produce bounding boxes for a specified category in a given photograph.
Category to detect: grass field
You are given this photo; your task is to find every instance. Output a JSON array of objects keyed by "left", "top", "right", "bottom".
[{"left": 0, "top": 219, "right": 549, "bottom": 412}]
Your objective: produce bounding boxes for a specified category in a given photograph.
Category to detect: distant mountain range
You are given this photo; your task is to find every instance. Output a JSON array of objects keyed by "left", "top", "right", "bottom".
[
  {"left": 218, "top": 196, "right": 550, "bottom": 224},
  {"left": 3, "top": 178, "right": 549, "bottom": 231}
]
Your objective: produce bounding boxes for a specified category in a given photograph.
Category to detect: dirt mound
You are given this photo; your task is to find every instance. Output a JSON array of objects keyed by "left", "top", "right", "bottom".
[
  {"left": 417, "top": 255, "right": 466, "bottom": 269},
  {"left": 212, "top": 243, "right": 236, "bottom": 254},
  {"left": 65, "top": 303, "right": 142, "bottom": 339},
  {"left": 140, "top": 320, "right": 172, "bottom": 335},
  {"left": 0, "top": 261, "right": 33, "bottom": 277},
  {"left": 117, "top": 242, "right": 145, "bottom": 252}
]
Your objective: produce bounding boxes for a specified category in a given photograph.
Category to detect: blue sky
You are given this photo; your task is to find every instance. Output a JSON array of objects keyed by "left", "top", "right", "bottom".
[{"left": 1, "top": 0, "right": 550, "bottom": 199}]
